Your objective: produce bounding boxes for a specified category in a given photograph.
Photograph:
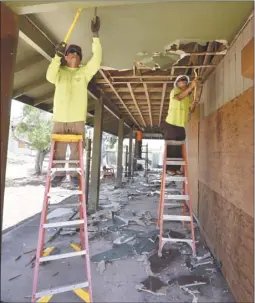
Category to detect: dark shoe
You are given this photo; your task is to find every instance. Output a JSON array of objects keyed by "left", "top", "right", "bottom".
[
  {"left": 51, "top": 176, "right": 65, "bottom": 187},
  {"left": 70, "top": 176, "right": 80, "bottom": 188}
]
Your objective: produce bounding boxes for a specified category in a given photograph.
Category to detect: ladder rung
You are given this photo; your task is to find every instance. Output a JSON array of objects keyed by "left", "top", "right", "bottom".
[
  {"left": 51, "top": 134, "right": 83, "bottom": 142},
  {"left": 164, "top": 203, "right": 182, "bottom": 207},
  {"left": 165, "top": 176, "right": 186, "bottom": 182},
  {"left": 51, "top": 168, "right": 81, "bottom": 172},
  {"left": 43, "top": 220, "right": 84, "bottom": 228},
  {"left": 166, "top": 160, "right": 185, "bottom": 165},
  {"left": 165, "top": 194, "right": 189, "bottom": 200},
  {"left": 48, "top": 190, "right": 83, "bottom": 197},
  {"left": 40, "top": 250, "right": 86, "bottom": 262},
  {"left": 163, "top": 215, "right": 191, "bottom": 222},
  {"left": 165, "top": 140, "right": 185, "bottom": 146},
  {"left": 52, "top": 160, "right": 80, "bottom": 164},
  {"left": 48, "top": 203, "right": 80, "bottom": 209},
  {"left": 166, "top": 158, "right": 183, "bottom": 161},
  {"left": 36, "top": 281, "right": 89, "bottom": 298},
  {"left": 162, "top": 237, "right": 193, "bottom": 244}
]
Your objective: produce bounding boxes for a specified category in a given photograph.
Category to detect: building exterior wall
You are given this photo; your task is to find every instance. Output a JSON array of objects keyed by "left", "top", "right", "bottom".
[{"left": 187, "top": 13, "right": 254, "bottom": 303}]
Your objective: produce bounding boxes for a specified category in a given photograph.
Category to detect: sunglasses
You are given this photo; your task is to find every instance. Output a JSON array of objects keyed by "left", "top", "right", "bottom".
[{"left": 66, "top": 49, "right": 81, "bottom": 56}]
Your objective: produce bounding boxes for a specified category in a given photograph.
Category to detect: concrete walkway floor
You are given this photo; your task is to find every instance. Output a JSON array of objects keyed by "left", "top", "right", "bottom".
[{"left": 1, "top": 173, "right": 234, "bottom": 302}]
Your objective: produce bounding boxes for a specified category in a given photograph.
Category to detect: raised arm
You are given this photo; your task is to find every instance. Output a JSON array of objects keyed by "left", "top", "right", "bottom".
[
  {"left": 174, "top": 80, "right": 197, "bottom": 101},
  {"left": 84, "top": 37, "right": 102, "bottom": 82},
  {"left": 84, "top": 16, "right": 102, "bottom": 82},
  {"left": 46, "top": 42, "right": 66, "bottom": 84}
]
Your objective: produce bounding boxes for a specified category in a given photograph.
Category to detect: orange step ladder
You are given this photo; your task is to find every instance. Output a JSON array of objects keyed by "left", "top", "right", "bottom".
[
  {"left": 157, "top": 140, "right": 196, "bottom": 257},
  {"left": 31, "top": 134, "right": 93, "bottom": 303}
]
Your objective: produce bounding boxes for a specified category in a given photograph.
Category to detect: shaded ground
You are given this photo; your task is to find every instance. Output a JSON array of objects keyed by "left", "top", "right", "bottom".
[{"left": 1, "top": 174, "right": 234, "bottom": 302}]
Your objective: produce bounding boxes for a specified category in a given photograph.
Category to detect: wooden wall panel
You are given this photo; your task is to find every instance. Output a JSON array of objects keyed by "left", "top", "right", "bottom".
[
  {"left": 243, "top": 18, "right": 254, "bottom": 90},
  {"left": 201, "top": 15, "right": 254, "bottom": 117},
  {"left": 235, "top": 34, "right": 244, "bottom": 96},
  {"left": 187, "top": 107, "right": 199, "bottom": 215},
  {"left": 199, "top": 182, "right": 254, "bottom": 303},
  {"left": 199, "top": 87, "right": 254, "bottom": 217}
]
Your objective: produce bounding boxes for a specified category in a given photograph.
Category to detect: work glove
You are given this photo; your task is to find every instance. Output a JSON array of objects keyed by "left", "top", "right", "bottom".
[
  {"left": 91, "top": 16, "right": 100, "bottom": 36},
  {"left": 55, "top": 42, "right": 67, "bottom": 57}
]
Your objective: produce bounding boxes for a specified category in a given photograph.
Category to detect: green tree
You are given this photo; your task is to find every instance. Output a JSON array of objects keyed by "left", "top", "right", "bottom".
[{"left": 12, "top": 104, "right": 52, "bottom": 175}]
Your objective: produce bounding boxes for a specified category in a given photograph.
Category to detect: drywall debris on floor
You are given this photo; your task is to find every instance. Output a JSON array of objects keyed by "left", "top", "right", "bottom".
[
  {"left": 168, "top": 275, "right": 209, "bottom": 287},
  {"left": 96, "top": 260, "right": 106, "bottom": 275},
  {"left": 136, "top": 276, "right": 167, "bottom": 295}
]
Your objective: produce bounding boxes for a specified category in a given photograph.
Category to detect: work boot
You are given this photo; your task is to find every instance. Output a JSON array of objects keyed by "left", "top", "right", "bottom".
[
  {"left": 70, "top": 176, "right": 80, "bottom": 189},
  {"left": 51, "top": 176, "right": 65, "bottom": 187}
]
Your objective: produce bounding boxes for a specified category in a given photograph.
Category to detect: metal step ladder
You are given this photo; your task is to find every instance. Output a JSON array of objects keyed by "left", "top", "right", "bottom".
[
  {"left": 157, "top": 140, "right": 196, "bottom": 257},
  {"left": 32, "top": 134, "right": 93, "bottom": 303}
]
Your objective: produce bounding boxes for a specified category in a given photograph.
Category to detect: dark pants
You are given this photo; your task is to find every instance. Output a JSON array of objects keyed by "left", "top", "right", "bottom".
[{"left": 161, "top": 122, "right": 186, "bottom": 171}]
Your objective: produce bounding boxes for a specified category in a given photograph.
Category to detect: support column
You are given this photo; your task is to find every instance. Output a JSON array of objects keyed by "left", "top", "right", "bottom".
[
  {"left": 0, "top": 3, "right": 19, "bottom": 235},
  {"left": 128, "top": 128, "right": 133, "bottom": 178},
  {"left": 125, "top": 145, "right": 128, "bottom": 177},
  {"left": 90, "top": 97, "right": 103, "bottom": 212},
  {"left": 116, "top": 119, "right": 124, "bottom": 187},
  {"left": 85, "top": 138, "right": 91, "bottom": 205},
  {"left": 132, "top": 136, "right": 138, "bottom": 177}
]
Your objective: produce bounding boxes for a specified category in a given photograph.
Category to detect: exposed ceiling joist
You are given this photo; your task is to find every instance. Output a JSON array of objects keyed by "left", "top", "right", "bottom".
[
  {"left": 143, "top": 83, "right": 153, "bottom": 127},
  {"left": 159, "top": 83, "right": 167, "bottom": 127},
  {"left": 127, "top": 83, "right": 146, "bottom": 128},
  {"left": 88, "top": 86, "right": 131, "bottom": 129},
  {"left": 19, "top": 15, "right": 55, "bottom": 61},
  {"left": 99, "top": 70, "right": 140, "bottom": 128}
]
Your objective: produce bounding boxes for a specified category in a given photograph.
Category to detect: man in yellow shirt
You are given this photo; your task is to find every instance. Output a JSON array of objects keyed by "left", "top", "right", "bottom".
[
  {"left": 161, "top": 75, "right": 197, "bottom": 175},
  {"left": 46, "top": 16, "right": 102, "bottom": 187}
]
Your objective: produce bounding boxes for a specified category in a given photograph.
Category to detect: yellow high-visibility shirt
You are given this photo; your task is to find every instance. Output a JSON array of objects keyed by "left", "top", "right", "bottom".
[
  {"left": 46, "top": 37, "right": 102, "bottom": 122},
  {"left": 165, "top": 87, "right": 191, "bottom": 128}
]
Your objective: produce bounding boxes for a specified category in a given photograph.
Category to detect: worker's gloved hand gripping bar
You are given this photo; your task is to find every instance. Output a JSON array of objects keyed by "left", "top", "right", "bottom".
[{"left": 55, "top": 42, "right": 67, "bottom": 58}]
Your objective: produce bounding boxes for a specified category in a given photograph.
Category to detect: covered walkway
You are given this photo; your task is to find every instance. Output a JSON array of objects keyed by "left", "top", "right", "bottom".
[{"left": 1, "top": 1, "right": 254, "bottom": 302}]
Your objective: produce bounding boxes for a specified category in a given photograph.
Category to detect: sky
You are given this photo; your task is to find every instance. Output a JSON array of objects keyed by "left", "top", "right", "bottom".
[{"left": 10, "top": 100, "right": 24, "bottom": 120}]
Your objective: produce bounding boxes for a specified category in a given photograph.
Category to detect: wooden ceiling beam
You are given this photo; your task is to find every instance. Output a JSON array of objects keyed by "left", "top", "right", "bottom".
[
  {"left": 99, "top": 69, "right": 141, "bottom": 128},
  {"left": 159, "top": 83, "right": 167, "bottom": 127},
  {"left": 127, "top": 83, "right": 146, "bottom": 128}
]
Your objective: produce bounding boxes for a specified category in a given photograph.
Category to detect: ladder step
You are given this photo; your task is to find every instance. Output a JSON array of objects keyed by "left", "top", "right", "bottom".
[
  {"left": 52, "top": 160, "right": 80, "bottom": 164},
  {"left": 165, "top": 140, "right": 185, "bottom": 146},
  {"left": 165, "top": 194, "right": 189, "bottom": 200},
  {"left": 166, "top": 160, "right": 185, "bottom": 165},
  {"left": 166, "top": 158, "right": 183, "bottom": 161},
  {"left": 48, "top": 190, "right": 83, "bottom": 197},
  {"left": 163, "top": 215, "right": 191, "bottom": 222},
  {"left": 40, "top": 250, "right": 86, "bottom": 262},
  {"left": 48, "top": 203, "right": 80, "bottom": 209},
  {"left": 165, "top": 176, "right": 187, "bottom": 182},
  {"left": 51, "top": 168, "right": 81, "bottom": 172},
  {"left": 35, "top": 281, "right": 89, "bottom": 298},
  {"left": 164, "top": 203, "right": 182, "bottom": 207},
  {"left": 162, "top": 237, "right": 193, "bottom": 244},
  {"left": 43, "top": 219, "right": 84, "bottom": 228}
]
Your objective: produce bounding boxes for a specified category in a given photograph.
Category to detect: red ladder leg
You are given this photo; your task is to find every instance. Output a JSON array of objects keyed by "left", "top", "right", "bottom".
[
  {"left": 78, "top": 140, "right": 93, "bottom": 302},
  {"left": 182, "top": 144, "right": 196, "bottom": 256},
  {"left": 32, "top": 140, "right": 55, "bottom": 303}
]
